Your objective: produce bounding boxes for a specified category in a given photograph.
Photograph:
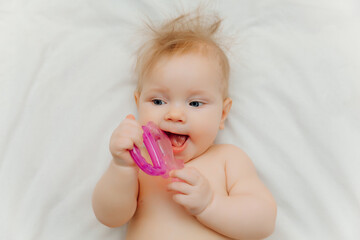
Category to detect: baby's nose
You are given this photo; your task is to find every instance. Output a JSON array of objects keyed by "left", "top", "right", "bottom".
[{"left": 165, "top": 105, "right": 186, "bottom": 123}]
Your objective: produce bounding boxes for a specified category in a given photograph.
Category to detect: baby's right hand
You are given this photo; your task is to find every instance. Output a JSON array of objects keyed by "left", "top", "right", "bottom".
[{"left": 109, "top": 114, "right": 143, "bottom": 167}]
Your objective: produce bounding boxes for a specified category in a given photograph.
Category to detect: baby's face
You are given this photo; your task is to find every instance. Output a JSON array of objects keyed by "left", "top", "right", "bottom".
[{"left": 135, "top": 52, "right": 231, "bottom": 162}]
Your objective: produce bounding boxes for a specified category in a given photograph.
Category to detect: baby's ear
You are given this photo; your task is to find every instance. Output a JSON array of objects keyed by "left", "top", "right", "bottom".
[
  {"left": 134, "top": 91, "right": 140, "bottom": 108},
  {"left": 219, "top": 97, "right": 232, "bottom": 130}
]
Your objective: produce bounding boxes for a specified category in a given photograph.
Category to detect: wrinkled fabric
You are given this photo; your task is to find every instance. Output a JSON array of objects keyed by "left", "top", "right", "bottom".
[{"left": 0, "top": 1, "right": 359, "bottom": 240}]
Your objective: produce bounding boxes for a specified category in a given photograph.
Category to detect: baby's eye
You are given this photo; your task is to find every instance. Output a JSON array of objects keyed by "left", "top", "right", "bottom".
[
  {"left": 189, "top": 101, "right": 203, "bottom": 107},
  {"left": 152, "top": 99, "right": 165, "bottom": 105}
]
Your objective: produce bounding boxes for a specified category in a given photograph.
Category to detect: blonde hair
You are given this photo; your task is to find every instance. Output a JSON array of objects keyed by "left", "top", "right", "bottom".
[{"left": 135, "top": 10, "right": 230, "bottom": 98}]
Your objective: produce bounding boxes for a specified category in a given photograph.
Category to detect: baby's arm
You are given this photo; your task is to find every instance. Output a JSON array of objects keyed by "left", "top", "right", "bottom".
[
  {"left": 92, "top": 162, "right": 138, "bottom": 227},
  {"left": 197, "top": 145, "right": 276, "bottom": 239},
  {"left": 169, "top": 145, "right": 276, "bottom": 240},
  {"left": 92, "top": 115, "right": 142, "bottom": 227}
]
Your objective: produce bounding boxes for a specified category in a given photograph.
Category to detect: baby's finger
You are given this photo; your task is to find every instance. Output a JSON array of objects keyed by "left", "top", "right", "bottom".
[
  {"left": 168, "top": 181, "right": 192, "bottom": 195},
  {"left": 126, "top": 114, "right": 136, "bottom": 120},
  {"left": 118, "top": 122, "right": 143, "bottom": 148},
  {"left": 172, "top": 193, "right": 190, "bottom": 206},
  {"left": 170, "top": 167, "right": 200, "bottom": 186},
  {"left": 129, "top": 129, "right": 143, "bottom": 149},
  {"left": 113, "top": 151, "right": 135, "bottom": 166},
  {"left": 111, "top": 137, "right": 134, "bottom": 153}
]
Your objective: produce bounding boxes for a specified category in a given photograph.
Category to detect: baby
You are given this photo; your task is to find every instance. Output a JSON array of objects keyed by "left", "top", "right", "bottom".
[{"left": 92, "top": 11, "right": 276, "bottom": 240}]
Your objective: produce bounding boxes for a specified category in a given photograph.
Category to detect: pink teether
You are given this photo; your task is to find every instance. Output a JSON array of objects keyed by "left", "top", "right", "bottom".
[{"left": 129, "top": 122, "right": 183, "bottom": 178}]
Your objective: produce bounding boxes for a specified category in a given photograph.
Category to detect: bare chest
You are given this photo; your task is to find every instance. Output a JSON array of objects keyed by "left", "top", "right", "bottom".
[{"left": 126, "top": 151, "right": 229, "bottom": 240}]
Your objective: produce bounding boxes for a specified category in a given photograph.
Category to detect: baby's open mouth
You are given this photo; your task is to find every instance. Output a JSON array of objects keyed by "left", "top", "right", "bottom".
[{"left": 164, "top": 131, "right": 189, "bottom": 148}]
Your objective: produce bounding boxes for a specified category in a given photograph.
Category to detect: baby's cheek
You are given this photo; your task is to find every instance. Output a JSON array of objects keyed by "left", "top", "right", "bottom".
[
  {"left": 138, "top": 106, "right": 159, "bottom": 124},
  {"left": 192, "top": 126, "right": 218, "bottom": 151},
  {"left": 198, "top": 119, "right": 219, "bottom": 137}
]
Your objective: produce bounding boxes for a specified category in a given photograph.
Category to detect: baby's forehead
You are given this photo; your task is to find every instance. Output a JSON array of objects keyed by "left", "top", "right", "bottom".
[
  {"left": 139, "top": 52, "right": 225, "bottom": 98},
  {"left": 136, "top": 45, "right": 229, "bottom": 98},
  {"left": 149, "top": 48, "right": 224, "bottom": 77},
  {"left": 151, "top": 53, "right": 222, "bottom": 79}
]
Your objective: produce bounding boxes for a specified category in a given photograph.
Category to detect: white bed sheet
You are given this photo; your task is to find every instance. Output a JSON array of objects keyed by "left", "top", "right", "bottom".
[{"left": 1, "top": 0, "right": 359, "bottom": 239}]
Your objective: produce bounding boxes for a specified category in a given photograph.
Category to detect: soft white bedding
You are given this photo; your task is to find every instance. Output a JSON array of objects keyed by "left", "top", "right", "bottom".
[{"left": 1, "top": 0, "right": 359, "bottom": 239}]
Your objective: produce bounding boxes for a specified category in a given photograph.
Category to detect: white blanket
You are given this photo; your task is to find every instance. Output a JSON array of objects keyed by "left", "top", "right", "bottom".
[{"left": 1, "top": 0, "right": 359, "bottom": 239}]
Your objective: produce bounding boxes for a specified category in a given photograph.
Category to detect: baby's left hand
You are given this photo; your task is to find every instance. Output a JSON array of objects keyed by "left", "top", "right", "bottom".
[{"left": 168, "top": 167, "right": 213, "bottom": 215}]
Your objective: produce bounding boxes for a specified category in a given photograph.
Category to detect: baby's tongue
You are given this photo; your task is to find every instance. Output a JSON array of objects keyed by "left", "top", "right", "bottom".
[{"left": 168, "top": 133, "right": 187, "bottom": 147}]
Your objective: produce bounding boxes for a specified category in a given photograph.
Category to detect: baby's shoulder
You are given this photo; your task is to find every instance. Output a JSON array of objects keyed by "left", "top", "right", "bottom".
[
  {"left": 197, "top": 144, "right": 257, "bottom": 192},
  {"left": 198, "top": 144, "right": 253, "bottom": 170},
  {"left": 188, "top": 144, "right": 241, "bottom": 170},
  {"left": 207, "top": 143, "right": 249, "bottom": 159},
  {"left": 208, "top": 144, "right": 256, "bottom": 173}
]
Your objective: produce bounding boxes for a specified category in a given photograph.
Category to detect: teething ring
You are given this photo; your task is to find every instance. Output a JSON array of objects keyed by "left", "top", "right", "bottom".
[{"left": 129, "top": 122, "right": 183, "bottom": 177}]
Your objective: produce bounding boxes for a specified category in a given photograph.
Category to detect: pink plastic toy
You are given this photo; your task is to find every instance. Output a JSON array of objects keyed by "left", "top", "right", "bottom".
[{"left": 129, "top": 122, "right": 184, "bottom": 178}]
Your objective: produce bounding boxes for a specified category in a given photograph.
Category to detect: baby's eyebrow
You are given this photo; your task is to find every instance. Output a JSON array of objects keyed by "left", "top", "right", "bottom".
[
  {"left": 141, "top": 87, "right": 170, "bottom": 98},
  {"left": 188, "top": 89, "right": 209, "bottom": 95},
  {"left": 188, "top": 89, "right": 216, "bottom": 98}
]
